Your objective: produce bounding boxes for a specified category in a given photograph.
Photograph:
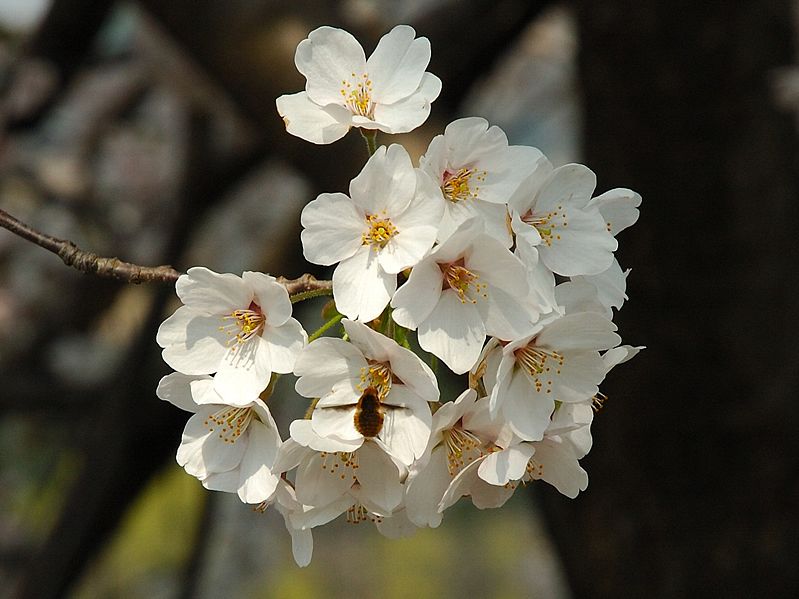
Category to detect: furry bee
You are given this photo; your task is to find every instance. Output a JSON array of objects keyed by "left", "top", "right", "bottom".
[
  {"left": 353, "top": 386, "right": 385, "bottom": 438},
  {"left": 320, "top": 386, "right": 404, "bottom": 439}
]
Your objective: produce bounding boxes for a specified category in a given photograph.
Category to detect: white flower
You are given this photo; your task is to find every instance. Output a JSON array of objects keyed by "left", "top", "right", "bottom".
[
  {"left": 301, "top": 144, "right": 442, "bottom": 321},
  {"left": 156, "top": 372, "right": 282, "bottom": 504},
  {"left": 480, "top": 311, "right": 620, "bottom": 441},
  {"left": 278, "top": 422, "right": 406, "bottom": 529},
  {"left": 440, "top": 401, "right": 593, "bottom": 509},
  {"left": 276, "top": 25, "right": 441, "bottom": 144},
  {"left": 509, "top": 161, "right": 617, "bottom": 277},
  {"left": 391, "top": 220, "right": 533, "bottom": 374},
  {"left": 404, "top": 389, "right": 510, "bottom": 527},
  {"left": 419, "top": 117, "right": 544, "bottom": 244},
  {"left": 293, "top": 318, "right": 438, "bottom": 466},
  {"left": 156, "top": 267, "right": 306, "bottom": 404},
  {"left": 571, "top": 187, "right": 641, "bottom": 313}
]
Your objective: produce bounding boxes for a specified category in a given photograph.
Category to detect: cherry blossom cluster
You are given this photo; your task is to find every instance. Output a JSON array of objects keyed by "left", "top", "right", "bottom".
[{"left": 155, "top": 24, "right": 642, "bottom": 566}]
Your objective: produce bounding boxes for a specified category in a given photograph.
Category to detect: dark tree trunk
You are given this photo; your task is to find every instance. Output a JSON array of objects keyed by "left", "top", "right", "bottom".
[{"left": 538, "top": 2, "right": 799, "bottom": 597}]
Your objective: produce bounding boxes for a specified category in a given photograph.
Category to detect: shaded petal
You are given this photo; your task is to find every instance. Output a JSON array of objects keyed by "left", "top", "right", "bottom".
[
  {"left": 418, "top": 290, "right": 485, "bottom": 374},
  {"left": 367, "top": 25, "right": 429, "bottom": 104},
  {"left": 478, "top": 444, "right": 535, "bottom": 485},
  {"left": 332, "top": 246, "right": 395, "bottom": 322},
  {"left": 242, "top": 272, "right": 291, "bottom": 326},
  {"left": 588, "top": 187, "right": 641, "bottom": 235},
  {"left": 213, "top": 340, "right": 270, "bottom": 404},
  {"left": 156, "top": 372, "right": 202, "bottom": 413},
  {"left": 371, "top": 73, "right": 441, "bottom": 134},
  {"left": 535, "top": 163, "right": 597, "bottom": 212},
  {"left": 311, "top": 404, "right": 361, "bottom": 441},
  {"left": 405, "top": 446, "right": 450, "bottom": 527},
  {"left": 175, "top": 267, "right": 251, "bottom": 313},
  {"left": 237, "top": 420, "right": 281, "bottom": 503},
  {"left": 390, "top": 257, "right": 443, "bottom": 329},
  {"left": 275, "top": 91, "right": 352, "bottom": 144},
  {"left": 296, "top": 26, "right": 366, "bottom": 106},
  {"left": 300, "top": 192, "right": 364, "bottom": 266},
  {"left": 356, "top": 442, "right": 403, "bottom": 513},
  {"left": 536, "top": 312, "right": 620, "bottom": 351},
  {"left": 294, "top": 337, "right": 367, "bottom": 398},
  {"left": 158, "top": 308, "right": 227, "bottom": 375},
  {"left": 503, "top": 369, "right": 555, "bottom": 441},
  {"left": 262, "top": 318, "right": 306, "bottom": 374},
  {"left": 377, "top": 171, "right": 442, "bottom": 273},
  {"left": 349, "top": 144, "right": 416, "bottom": 215}
]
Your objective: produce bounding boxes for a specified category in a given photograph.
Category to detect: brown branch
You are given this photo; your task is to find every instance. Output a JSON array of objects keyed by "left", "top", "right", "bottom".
[
  {"left": 0, "top": 208, "right": 181, "bottom": 284},
  {"left": 277, "top": 273, "right": 332, "bottom": 296}
]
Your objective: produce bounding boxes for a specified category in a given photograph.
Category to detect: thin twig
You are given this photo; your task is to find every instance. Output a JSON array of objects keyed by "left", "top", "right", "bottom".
[
  {"left": 277, "top": 273, "right": 333, "bottom": 296},
  {"left": 0, "top": 208, "right": 181, "bottom": 284}
]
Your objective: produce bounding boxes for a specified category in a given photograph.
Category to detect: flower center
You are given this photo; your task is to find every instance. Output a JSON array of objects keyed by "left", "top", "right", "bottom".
[
  {"left": 442, "top": 262, "right": 487, "bottom": 304},
  {"left": 441, "top": 167, "right": 485, "bottom": 203},
  {"left": 220, "top": 301, "right": 265, "bottom": 347},
  {"left": 204, "top": 406, "right": 254, "bottom": 444},
  {"left": 319, "top": 450, "right": 359, "bottom": 483},
  {"left": 443, "top": 423, "right": 484, "bottom": 476},
  {"left": 346, "top": 501, "right": 383, "bottom": 525},
  {"left": 340, "top": 72, "right": 374, "bottom": 118},
  {"left": 362, "top": 213, "right": 397, "bottom": 251},
  {"left": 514, "top": 343, "right": 564, "bottom": 394},
  {"left": 358, "top": 362, "right": 393, "bottom": 398},
  {"left": 520, "top": 205, "right": 568, "bottom": 246}
]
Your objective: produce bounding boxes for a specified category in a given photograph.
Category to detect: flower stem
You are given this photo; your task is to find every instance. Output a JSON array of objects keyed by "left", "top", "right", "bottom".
[
  {"left": 290, "top": 286, "right": 334, "bottom": 304},
  {"left": 308, "top": 313, "right": 344, "bottom": 342},
  {"left": 361, "top": 129, "right": 378, "bottom": 156}
]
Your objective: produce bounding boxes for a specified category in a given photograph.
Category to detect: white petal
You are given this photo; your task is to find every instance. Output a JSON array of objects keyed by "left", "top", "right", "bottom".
[
  {"left": 289, "top": 419, "right": 362, "bottom": 453},
  {"left": 576, "top": 258, "right": 628, "bottom": 313},
  {"left": 356, "top": 442, "right": 403, "bottom": 513},
  {"left": 213, "top": 339, "right": 271, "bottom": 404},
  {"left": 477, "top": 444, "right": 535, "bottom": 485},
  {"left": 237, "top": 420, "right": 281, "bottom": 503},
  {"left": 377, "top": 172, "right": 442, "bottom": 274},
  {"left": 202, "top": 470, "right": 239, "bottom": 493},
  {"left": 467, "top": 234, "right": 528, "bottom": 297},
  {"left": 379, "top": 387, "right": 432, "bottom": 465},
  {"left": 262, "top": 318, "right": 306, "bottom": 374},
  {"left": 539, "top": 207, "right": 617, "bottom": 277},
  {"left": 294, "top": 337, "right": 366, "bottom": 398},
  {"left": 371, "top": 73, "right": 441, "bottom": 134},
  {"left": 288, "top": 526, "right": 314, "bottom": 567},
  {"left": 295, "top": 453, "right": 353, "bottom": 507},
  {"left": 390, "top": 257, "right": 443, "bottom": 329},
  {"left": 332, "top": 246, "right": 395, "bottom": 322},
  {"left": 175, "top": 267, "right": 251, "bottom": 313},
  {"left": 536, "top": 312, "right": 620, "bottom": 351},
  {"left": 502, "top": 369, "right": 555, "bottom": 441},
  {"left": 180, "top": 410, "right": 246, "bottom": 477},
  {"left": 300, "top": 192, "right": 364, "bottom": 266},
  {"left": 404, "top": 447, "right": 450, "bottom": 527},
  {"left": 242, "top": 272, "right": 292, "bottom": 326},
  {"left": 349, "top": 144, "right": 416, "bottom": 215},
  {"left": 311, "top": 404, "right": 361, "bottom": 441},
  {"left": 367, "top": 25, "right": 429, "bottom": 104},
  {"left": 417, "top": 290, "right": 486, "bottom": 374},
  {"left": 158, "top": 308, "right": 227, "bottom": 375},
  {"left": 295, "top": 26, "right": 366, "bottom": 107},
  {"left": 275, "top": 91, "right": 352, "bottom": 144},
  {"left": 535, "top": 163, "right": 597, "bottom": 212},
  {"left": 534, "top": 439, "right": 588, "bottom": 498},
  {"left": 588, "top": 187, "right": 641, "bottom": 235},
  {"left": 156, "top": 372, "right": 202, "bottom": 412}
]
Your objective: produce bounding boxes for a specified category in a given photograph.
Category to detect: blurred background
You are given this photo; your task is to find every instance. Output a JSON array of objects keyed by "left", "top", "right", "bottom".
[{"left": 1, "top": 0, "right": 798, "bottom": 597}]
